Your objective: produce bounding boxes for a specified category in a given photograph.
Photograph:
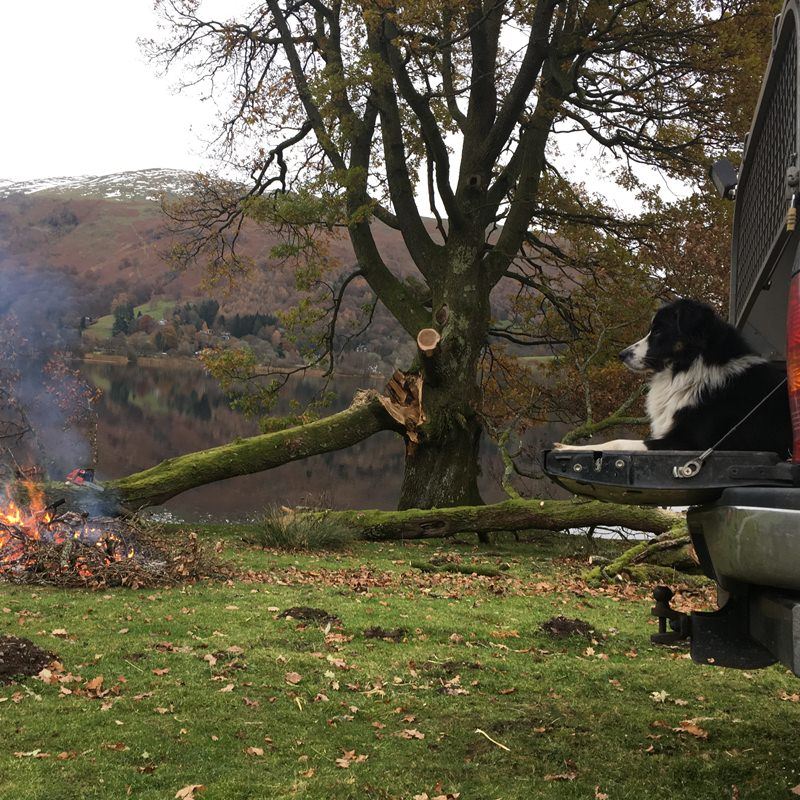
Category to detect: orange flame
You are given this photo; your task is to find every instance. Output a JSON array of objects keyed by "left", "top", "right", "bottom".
[{"left": 0, "top": 479, "right": 134, "bottom": 574}]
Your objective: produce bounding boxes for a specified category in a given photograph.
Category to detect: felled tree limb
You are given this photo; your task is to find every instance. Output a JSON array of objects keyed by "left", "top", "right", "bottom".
[
  {"left": 584, "top": 525, "right": 692, "bottom": 585},
  {"left": 107, "top": 391, "right": 398, "bottom": 509},
  {"left": 308, "top": 499, "right": 683, "bottom": 541}
]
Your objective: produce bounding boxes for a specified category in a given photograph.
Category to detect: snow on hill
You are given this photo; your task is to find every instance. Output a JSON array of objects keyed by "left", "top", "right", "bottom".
[{"left": 0, "top": 168, "right": 203, "bottom": 202}]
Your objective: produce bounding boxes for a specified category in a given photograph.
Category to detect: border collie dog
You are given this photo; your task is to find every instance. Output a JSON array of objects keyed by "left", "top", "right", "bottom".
[{"left": 554, "top": 299, "right": 792, "bottom": 456}]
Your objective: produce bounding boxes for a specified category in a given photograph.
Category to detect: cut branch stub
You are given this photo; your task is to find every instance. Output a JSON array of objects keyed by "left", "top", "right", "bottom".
[
  {"left": 417, "top": 328, "right": 441, "bottom": 357},
  {"left": 378, "top": 370, "right": 425, "bottom": 452}
]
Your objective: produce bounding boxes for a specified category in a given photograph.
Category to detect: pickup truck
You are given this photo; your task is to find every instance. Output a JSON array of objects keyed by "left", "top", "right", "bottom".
[{"left": 544, "top": 0, "right": 800, "bottom": 676}]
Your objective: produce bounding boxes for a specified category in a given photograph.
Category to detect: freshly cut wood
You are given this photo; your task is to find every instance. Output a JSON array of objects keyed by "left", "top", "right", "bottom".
[
  {"left": 107, "top": 391, "right": 397, "bottom": 509},
  {"left": 307, "top": 498, "right": 683, "bottom": 540},
  {"left": 416, "top": 328, "right": 441, "bottom": 357}
]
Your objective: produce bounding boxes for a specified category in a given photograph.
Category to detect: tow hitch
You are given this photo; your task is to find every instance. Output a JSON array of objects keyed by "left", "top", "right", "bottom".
[{"left": 650, "top": 586, "right": 691, "bottom": 645}]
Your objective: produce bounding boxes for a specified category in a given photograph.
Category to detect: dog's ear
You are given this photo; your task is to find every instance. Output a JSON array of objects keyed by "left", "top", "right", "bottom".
[{"left": 675, "top": 302, "right": 714, "bottom": 344}]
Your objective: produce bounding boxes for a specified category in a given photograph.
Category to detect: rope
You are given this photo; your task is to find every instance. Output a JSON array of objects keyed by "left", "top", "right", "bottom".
[{"left": 673, "top": 376, "right": 788, "bottom": 479}]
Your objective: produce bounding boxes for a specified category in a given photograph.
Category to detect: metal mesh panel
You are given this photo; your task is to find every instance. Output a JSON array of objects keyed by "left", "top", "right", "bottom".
[{"left": 733, "top": 25, "right": 797, "bottom": 325}]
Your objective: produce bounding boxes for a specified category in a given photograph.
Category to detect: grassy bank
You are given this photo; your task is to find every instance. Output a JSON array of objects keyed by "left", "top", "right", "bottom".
[
  {"left": 0, "top": 528, "right": 798, "bottom": 799},
  {"left": 86, "top": 299, "right": 176, "bottom": 340}
]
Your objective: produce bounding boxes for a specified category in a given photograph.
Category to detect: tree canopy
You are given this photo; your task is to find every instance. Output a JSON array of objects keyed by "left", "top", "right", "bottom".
[{"left": 147, "top": 0, "right": 778, "bottom": 507}]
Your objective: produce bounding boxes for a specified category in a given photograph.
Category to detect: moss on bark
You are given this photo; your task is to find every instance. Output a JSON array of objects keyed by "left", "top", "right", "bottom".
[{"left": 306, "top": 498, "right": 682, "bottom": 540}]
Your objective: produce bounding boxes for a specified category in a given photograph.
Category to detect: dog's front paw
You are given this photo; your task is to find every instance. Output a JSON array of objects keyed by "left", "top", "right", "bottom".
[{"left": 552, "top": 442, "right": 569, "bottom": 450}]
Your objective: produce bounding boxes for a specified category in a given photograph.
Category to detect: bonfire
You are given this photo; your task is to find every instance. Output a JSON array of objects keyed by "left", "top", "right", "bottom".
[
  {"left": 0, "top": 477, "right": 223, "bottom": 588},
  {"left": 0, "top": 482, "right": 139, "bottom": 580}
]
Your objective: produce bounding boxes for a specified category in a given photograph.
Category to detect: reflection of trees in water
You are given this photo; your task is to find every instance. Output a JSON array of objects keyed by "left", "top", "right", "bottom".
[
  {"left": 108, "top": 379, "right": 130, "bottom": 406},
  {"left": 166, "top": 389, "right": 212, "bottom": 421},
  {"left": 92, "top": 364, "right": 370, "bottom": 423},
  {"left": 83, "top": 363, "right": 527, "bottom": 518}
]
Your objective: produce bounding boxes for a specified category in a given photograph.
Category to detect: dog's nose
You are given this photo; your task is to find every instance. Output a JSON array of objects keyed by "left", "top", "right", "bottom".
[{"left": 618, "top": 348, "right": 629, "bottom": 362}]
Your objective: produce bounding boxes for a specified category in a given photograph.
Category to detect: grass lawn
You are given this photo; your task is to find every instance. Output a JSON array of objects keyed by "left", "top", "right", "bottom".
[
  {"left": 86, "top": 299, "right": 175, "bottom": 340},
  {"left": 1, "top": 527, "right": 799, "bottom": 799}
]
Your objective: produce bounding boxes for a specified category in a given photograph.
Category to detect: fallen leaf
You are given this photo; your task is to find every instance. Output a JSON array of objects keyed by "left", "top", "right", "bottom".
[
  {"left": 152, "top": 668, "right": 170, "bottom": 676},
  {"left": 85, "top": 676, "right": 105, "bottom": 694},
  {"left": 218, "top": 684, "right": 235, "bottom": 693},
  {"left": 285, "top": 672, "right": 302, "bottom": 685},
  {"left": 398, "top": 729, "right": 425, "bottom": 740},
  {"left": 673, "top": 719, "right": 709, "bottom": 740},
  {"left": 245, "top": 747, "right": 264, "bottom": 757},
  {"left": 175, "top": 786, "right": 206, "bottom": 800},
  {"left": 335, "top": 749, "right": 368, "bottom": 768}
]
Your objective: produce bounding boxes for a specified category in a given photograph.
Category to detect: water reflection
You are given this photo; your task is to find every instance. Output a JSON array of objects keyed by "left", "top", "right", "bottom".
[{"left": 79, "top": 362, "right": 556, "bottom": 520}]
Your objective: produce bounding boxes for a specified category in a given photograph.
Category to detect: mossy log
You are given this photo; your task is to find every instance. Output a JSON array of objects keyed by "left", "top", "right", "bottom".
[
  {"left": 310, "top": 499, "right": 683, "bottom": 540},
  {"left": 106, "top": 391, "right": 397, "bottom": 509},
  {"left": 584, "top": 526, "right": 693, "bottom": 585},
  {"left": 411, "top": 560, "right": 502, "bottom": 577}
]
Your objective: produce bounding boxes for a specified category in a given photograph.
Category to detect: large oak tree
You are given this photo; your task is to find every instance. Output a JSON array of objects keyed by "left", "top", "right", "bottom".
[{"left": 146, "top": 0, "right": 775, "bottom": 509}]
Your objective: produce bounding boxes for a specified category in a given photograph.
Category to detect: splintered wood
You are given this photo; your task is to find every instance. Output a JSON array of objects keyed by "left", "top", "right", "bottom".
[{"left": 378, "top": 370, "right": 425, "bottom": 452}]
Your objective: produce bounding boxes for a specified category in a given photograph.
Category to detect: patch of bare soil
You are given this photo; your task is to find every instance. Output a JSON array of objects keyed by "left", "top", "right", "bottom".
[
  {"left": 278, "top": 607, "right": 340, "bottom": 625},
  {"left": 363, "top": 626, "right": 406, "bottom": 642},
  {"left": 540, "top": 616, "right": 594, "bottom": 638},
  {"left": 0, "top": 636, "right": 56, "bottom": 683}
]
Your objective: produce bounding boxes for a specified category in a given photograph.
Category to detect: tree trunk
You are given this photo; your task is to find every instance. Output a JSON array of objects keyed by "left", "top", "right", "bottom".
[
  {"left": 398, "top": 414, "right": 483, "bottom": 508},
  {"left": 399, "top": 242, "right": 488, "bottom": 510},
  {"left": 106, "top": 391, "right": 396, "bottom": 509},
  {"left": 311, "top": 498, "right": 683, "bottom": 540}
]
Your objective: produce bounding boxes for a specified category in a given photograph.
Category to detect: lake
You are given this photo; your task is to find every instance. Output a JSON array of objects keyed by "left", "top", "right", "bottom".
[{"left": 73, "top": 361, "right": 555, "bottom": 520}]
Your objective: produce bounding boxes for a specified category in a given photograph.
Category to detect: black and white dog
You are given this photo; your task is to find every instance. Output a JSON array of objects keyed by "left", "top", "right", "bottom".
[{"left": 554, "top": 299, "right": 792, "bottom": 455}]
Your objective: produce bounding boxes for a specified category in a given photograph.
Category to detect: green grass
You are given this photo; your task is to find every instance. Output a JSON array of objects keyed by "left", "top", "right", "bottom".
[
  {"left": 86, "top": 299, "right": 175, "bottom": 340},
  {"left": 244, "top": 508, "right": 356, "bottom": 551},
  {"left": 1, "top": 528, "right": 799, "bottom": 799}
]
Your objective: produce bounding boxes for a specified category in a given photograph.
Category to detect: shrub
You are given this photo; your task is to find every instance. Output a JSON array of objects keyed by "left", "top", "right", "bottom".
[{"left": 246, "top": 507, "right": 354, "bottom": 551}]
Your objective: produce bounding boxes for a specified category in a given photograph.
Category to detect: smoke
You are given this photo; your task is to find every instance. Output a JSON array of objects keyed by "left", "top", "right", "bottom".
[{"left": 0, "top": 258, "right": 94, "bottom": 480}]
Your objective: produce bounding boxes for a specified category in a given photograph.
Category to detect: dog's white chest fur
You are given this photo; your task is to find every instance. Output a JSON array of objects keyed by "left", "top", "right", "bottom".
[{"left": 646, "top": 355, "right": 765, "bottom": 439}]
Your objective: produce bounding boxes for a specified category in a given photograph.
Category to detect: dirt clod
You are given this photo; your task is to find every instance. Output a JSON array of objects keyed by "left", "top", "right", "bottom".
[
  {"left": 540, "top": 616, "right": 594, "bottom": 638},
  {"left": 278, "top": 607, "right": 340, "bottom": 625},
  {"left": 0, "top": 635, "right": 56, "bottom": 683},
  {"left": 363, "top": 626, "right": 406, "bottom": 642}
]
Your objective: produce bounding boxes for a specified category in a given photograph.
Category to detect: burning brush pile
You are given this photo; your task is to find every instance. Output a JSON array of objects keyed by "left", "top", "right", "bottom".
[{"left": 0, "top": 484, "right": 220, "bottom": 588}]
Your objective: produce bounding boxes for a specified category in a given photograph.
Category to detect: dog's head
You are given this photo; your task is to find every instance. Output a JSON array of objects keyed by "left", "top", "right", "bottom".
[{"left": 619, "top": 299, "right": 724, "bottom": 374}]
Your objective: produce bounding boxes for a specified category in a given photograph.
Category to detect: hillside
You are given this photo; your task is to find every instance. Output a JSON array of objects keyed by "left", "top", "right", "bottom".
[{"left": 0, "top": 169, "right": 526, "bottom": 368}]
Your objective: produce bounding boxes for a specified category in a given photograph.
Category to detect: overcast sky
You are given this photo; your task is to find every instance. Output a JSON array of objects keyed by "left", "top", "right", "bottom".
[
  {"left": 0, "top": 1, "right": 687, "bottom": 214},
  {"left": 0, "top": 1, "right": 218, "bottom": 181}
]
